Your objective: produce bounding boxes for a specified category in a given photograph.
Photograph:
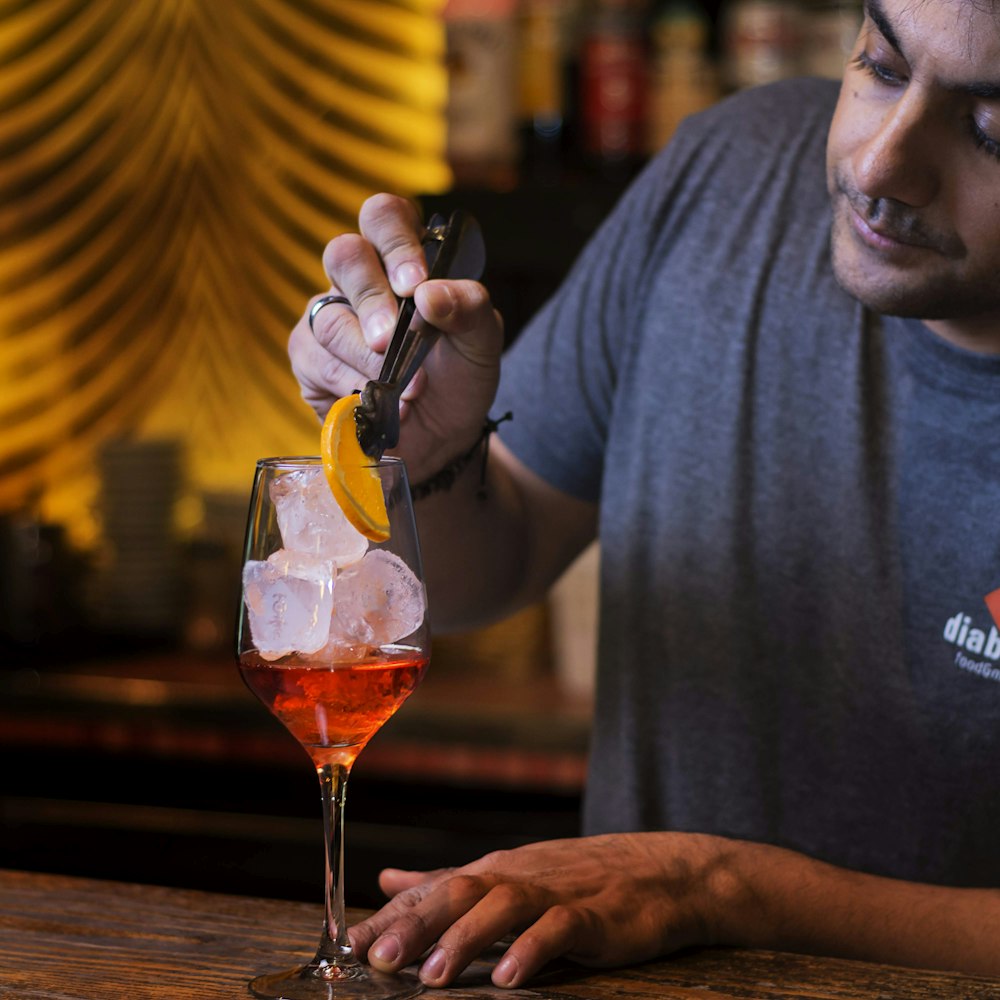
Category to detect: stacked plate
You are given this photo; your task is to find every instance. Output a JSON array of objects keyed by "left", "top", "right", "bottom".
[{"left": 96, "top": 439, "right": 183, "bottom": 635}]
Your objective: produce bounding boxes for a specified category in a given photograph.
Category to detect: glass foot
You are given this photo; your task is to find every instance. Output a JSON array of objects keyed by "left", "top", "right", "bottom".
[{"left": 248, "top": 963, "right": 424, "bottom": 1000}]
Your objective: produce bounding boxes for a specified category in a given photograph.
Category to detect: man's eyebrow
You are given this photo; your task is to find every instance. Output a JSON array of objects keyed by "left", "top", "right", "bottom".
[
  {"left": 962, "top": 81, "right": 1000, "bottom": 100},
  {"left": 864, "top": 0, "right": 1000, "bottom": 99},
  {"left": 864, "top": 0, "right": 903, "bottom": 54}
]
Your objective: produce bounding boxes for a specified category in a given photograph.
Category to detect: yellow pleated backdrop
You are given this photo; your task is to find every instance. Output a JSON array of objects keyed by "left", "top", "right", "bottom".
[{"left": 0, "top": 0, "right": 450, "bottom": 548}]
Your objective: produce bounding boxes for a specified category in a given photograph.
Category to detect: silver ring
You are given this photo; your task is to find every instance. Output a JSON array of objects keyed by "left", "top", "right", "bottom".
[{"left": 309, "top": 294, "right": 352, "bottom": 333}]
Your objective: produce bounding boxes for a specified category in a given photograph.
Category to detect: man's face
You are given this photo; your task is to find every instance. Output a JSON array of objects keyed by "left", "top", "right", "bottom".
[{"left": 826, "top": 0, "right": 1000, "bottom": 352}]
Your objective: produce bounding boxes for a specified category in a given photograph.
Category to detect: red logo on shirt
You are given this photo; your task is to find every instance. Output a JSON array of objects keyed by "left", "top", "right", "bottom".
[{"left": 985, "top": 588, "right": 1000, "bottom": 630}]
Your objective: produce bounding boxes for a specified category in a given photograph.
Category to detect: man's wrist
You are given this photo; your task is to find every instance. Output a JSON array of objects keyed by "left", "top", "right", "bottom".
[
  {"left": 637, "top": 832, "right": 763, "bottom": 950},
  {"left": 691, "top": 835, "right": 770, "bottom": 948},
  {"left": 411, "top": 412, "right": 512, "bottom": 501}
]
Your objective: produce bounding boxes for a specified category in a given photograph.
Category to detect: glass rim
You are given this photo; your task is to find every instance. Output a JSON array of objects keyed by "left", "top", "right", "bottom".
[{"left": 255, "top": 454, "right": 404, "bottom": 470}]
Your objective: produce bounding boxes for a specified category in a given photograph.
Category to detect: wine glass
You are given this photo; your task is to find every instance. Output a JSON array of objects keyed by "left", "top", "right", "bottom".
[{"left": 237, "top": 456, "right": 429, "bottom": 1000}]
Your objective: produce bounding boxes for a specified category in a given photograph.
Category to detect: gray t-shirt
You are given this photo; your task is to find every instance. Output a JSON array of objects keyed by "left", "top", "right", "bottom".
[{"left": 494, "top": 78, "right": 1000, "bottom": 887}]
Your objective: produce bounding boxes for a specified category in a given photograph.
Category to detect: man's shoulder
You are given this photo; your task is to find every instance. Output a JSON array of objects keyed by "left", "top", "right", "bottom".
[
  {"left": 632, "top": 77, "right": 839, "bottom": 213},
  {"left": 628, "top": 77, "right": 837, "bottom": 242},
  {"left": 676, "top": 77, "right": 840, "bottom": 150}
]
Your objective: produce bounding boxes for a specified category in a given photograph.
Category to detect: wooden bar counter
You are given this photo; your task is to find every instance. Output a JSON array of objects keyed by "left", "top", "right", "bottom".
[{"left": 3, "top": 869, "right": 998, "bottom": 1000}]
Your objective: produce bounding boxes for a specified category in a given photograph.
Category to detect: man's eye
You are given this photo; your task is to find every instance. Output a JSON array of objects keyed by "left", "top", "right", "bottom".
[
  {"left": 853, "top": 50, "right": 905, "bottom": 86},
  {"left": 971, "top": 118, "right": 1000, "bottom": 163}
]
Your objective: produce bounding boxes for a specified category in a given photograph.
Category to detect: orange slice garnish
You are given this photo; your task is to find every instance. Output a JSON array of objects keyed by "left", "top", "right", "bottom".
[{"left": 320, "top": 394, "right": 390, "bottom": 543}]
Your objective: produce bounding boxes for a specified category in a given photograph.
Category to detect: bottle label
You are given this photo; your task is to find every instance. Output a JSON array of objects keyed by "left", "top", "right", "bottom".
[{"left": 581, "top": 33, "right": 647, "bottom": 160}]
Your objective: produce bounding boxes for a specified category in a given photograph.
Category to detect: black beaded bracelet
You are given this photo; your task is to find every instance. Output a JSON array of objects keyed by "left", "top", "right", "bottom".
[{"left": 411, "top": 411, "right": 513, "bottom": 501}]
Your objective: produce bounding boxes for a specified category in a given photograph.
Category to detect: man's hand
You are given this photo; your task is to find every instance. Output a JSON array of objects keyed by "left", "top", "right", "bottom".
[
  {"left": 349, "top": 831, "right": 1000, "bottom": 988},
  {"left": 288, "top": 193, "right": 505, "bottom": 483},
  {"left": 348, "top": 833, "right": 729, "bottom": 989}
]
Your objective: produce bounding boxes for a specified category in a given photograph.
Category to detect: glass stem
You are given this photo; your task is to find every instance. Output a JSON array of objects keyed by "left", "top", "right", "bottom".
[{"left": 314, "top": 759, "right": 357, "bottom": 968}]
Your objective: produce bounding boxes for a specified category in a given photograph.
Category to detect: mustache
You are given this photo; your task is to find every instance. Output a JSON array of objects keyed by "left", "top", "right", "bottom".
[{"left": 832, "top": 169, "right": 962, "bottom": 256}]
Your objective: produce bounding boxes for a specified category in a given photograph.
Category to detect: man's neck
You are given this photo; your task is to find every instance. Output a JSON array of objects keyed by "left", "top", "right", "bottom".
[{"left": 923, "top": 317, "right": 1000, "bottom": 356}]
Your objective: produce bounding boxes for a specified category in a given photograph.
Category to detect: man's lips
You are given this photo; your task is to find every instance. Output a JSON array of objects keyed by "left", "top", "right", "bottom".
[
  {"left": 831, "top": 171, "right": 963, "bottom": 257},
  {"left": 846, "top": 199, "right": 936, "bottom": 252}
]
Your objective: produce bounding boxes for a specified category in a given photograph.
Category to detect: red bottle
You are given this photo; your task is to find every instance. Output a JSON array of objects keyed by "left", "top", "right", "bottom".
[{"left": 580, "top": 0, "right": 649, "bottom": 170}]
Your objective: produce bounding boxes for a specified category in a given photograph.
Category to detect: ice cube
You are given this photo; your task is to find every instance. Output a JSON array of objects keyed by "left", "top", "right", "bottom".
[
  {"left": 330, "top": 550, "right": 426, "bottom": 647},
  {"left": 243, "top": 549, "right": 335, "bottom": 660},
  {"left": 270, "top": 467, "right": 368, "bottom": 568},
  {"left": 300, "top": 633, "right": 368, "bottom": 665}
]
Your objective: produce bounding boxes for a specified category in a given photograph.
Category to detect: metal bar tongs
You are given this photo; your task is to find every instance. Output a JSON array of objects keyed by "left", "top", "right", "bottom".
[{"left": 355, "top": 209, "right": 486, "bottom": 459}]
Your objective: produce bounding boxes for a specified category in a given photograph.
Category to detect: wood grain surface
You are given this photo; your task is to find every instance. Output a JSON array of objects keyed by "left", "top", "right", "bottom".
[{"left": 2, "top": 869, "right": 998, "bottom": 1000}]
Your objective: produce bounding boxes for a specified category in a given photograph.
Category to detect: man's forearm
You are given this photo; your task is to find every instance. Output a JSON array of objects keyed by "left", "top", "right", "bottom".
[
  {"left": 717, "top": 839, "right": 1000, "bottom": 975},
  {"left": 413, "top": 440, "right": 598, "bottom": 634},
  {"left": 413, "top": 456, "right": 531, "bottom": 632}
]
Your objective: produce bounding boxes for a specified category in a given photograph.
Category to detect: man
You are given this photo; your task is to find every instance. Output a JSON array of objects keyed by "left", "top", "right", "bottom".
[{"left": 288, "top": 0, "right": 1000, "bottom": 987}]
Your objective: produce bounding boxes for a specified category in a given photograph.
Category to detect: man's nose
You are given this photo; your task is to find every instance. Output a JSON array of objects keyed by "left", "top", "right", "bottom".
[{"left": 853, "top": 91, "right": 940, "bottom": 208}]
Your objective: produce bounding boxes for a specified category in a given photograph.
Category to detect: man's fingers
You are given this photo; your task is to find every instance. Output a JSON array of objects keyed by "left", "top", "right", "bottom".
[
  {"left": 320, "top": 234, "right": 398, "bottom": 353},
  {"left": 362, "top": 873, "right": 498, "bottom": 974},
  {"left": 289, "top": 317, "right": 367, "bottom": 418},
  {"left": 348, "top": 886, "right": 430, "bottom": 959},
  {"left": 347, "top": 868, "right": 452, "bottom": 958},
  {"left": 417, "top": 882, "right": 549, "bottom": 987},
  {"left": 414, "top": 280, "right": 492, "bottom": 334},
  {"left": 378, "top": 867, "right": 451, "bottom": 897},
  {"left": 295, "top": 299, "right": 382, "bottom": 387},
  {"left": 414, "top": 280, "right": 504, "bottom": 375},
  {"left": 358, "top": 193, "right": 428, "bottom": 297},
  {"left": 491, "top": 905, "right": 592, "bottom": 989},
  {"left": 306, "top": 294, "right": 359, "bottom": 355}
]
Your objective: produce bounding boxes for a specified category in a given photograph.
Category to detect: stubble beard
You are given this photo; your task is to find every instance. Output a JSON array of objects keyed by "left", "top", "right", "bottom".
[
  {"left": 828, "top": 168, "right": 1000, "bottom": 320},
  {"left": 827, "top": 187, "right": 1000, "bottom": 323}
]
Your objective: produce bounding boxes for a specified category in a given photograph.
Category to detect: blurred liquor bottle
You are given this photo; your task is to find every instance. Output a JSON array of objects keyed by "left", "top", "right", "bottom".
[
  {"left": 645, "top": 0, "right": 719, "bottom": 153},
  {"left": 720, "top": 0, "right": 861, "bottom": 89},
  {"left": 444, "top": 0, "right": 519, "bottom": 188},
  {"left": 578, "top": 0, "right": 650, "bottom": 176},
  {"left": 721, "top": 0, "right": 804, "bottom": 88},
  {"left": 798, "top": 0, "right": 862, "bottom": 79},
  {"left": 441, "top": 0, "right": 857, "bottom": 192},
  {"left": 516, "top": 0, "right": 570, "bottom": 181}
]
